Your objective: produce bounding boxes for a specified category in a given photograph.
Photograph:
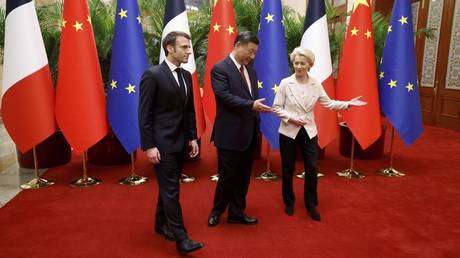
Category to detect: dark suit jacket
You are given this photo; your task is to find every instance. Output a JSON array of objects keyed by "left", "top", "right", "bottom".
[
  {"left": 211, "top": 56, "right": 260, "bottom": 151},
  {"left": 139, "top": 61, "right": 197, "bottom": 154}
]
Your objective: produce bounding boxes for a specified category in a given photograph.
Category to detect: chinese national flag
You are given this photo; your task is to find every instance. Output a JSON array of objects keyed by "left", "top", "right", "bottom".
[
  {"left": 202, "top": 0, "right": 237, "bottom": 126},
  {"left": 55, "top": 0, "right": 108, "bottom": 153},
  {"left": 336, "top": 0, "right": 381, "bottom": 149}
]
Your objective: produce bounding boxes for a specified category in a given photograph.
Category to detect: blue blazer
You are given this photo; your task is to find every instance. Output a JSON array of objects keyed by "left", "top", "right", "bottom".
[{"left": 211, "top": 56, "right": 260, "bottom": 151}]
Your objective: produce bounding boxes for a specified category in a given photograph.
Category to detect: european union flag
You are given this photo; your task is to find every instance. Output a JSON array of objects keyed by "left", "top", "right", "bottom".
[
  {"left": 253, "top": 0, "right": 290, "bottom": 150},
  {"left": 378, "top": 0, "right": 423, "bottom": 144},
  {"left": 107, "top": 0, "right": 148, "bottom": 153}
]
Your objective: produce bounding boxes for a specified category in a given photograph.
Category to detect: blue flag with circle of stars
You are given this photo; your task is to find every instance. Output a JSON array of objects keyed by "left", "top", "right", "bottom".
[
  {"left": 253, "top": 0, "right": 290, "bottom": 150},
  {"left": 378, "top": 0, "right": 423, "bottom": 145},
  {"left": 107, "top": 0, "right": 148, "bottom": 153}
]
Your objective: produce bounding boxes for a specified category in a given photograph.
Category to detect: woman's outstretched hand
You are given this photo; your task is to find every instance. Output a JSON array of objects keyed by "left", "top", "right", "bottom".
[{"left": 348, "top": 96, "right": 367, "bottom": 107}]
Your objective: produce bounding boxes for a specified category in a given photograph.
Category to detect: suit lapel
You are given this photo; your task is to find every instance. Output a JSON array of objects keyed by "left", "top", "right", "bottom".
[
  {"left": 247, "top": 67, "right": 257, "bottom": 100},
  {"left": 285, "top": 76, "right": 309, "bottom": 113},
  {"left": 161, "top": 62, "right": 186, "bottom": 102},
  {"left": 225, "top": 57, "right": 252, "bottom": 99},
  {"left": 183, "top": 71, "right": 192, "bottom": 105}
]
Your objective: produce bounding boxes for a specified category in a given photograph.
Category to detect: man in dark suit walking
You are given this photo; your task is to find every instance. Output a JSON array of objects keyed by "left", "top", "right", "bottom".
[
  {"left": 139, "top": 31, "right": 203, "bottom": 253},
  {"left": 208, "top": 31, "right": 272, "bottom": 227}
]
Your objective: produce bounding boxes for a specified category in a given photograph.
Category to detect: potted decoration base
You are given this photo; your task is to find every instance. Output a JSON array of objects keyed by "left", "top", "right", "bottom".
[
  {"left": 339, "top": 122, "right": 386, "bottom": 159},
  {"left": 17, "top": 131, "right": 71, "bottom": 169},
  {"left": 87, "top": 132, "right": 133, "bottom": 166}
]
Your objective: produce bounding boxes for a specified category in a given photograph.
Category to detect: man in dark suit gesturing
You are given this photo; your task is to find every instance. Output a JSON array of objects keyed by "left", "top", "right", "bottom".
[
  {"left": 208, "top": 31, "right": 272, "bottom": 227},
  {"left": 139, "top": 31, "right": 203, "bottom": 253}
]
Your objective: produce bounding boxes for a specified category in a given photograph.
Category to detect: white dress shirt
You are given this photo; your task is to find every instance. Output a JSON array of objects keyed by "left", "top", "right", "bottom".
[
  {"left": 273, "top": 74, "right": 349, "bottom": 140},
  {"left": 165, "top": 58, "right": 187, "bottom": 95}
]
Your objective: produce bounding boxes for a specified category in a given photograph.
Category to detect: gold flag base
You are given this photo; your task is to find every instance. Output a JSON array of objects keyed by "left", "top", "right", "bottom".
[
  {"left": 256, "top": 171, "right": 278, "bottom": 181},
  {"left": 336, "top": 169, "right": 365, "bottom": 179},
  {"left": 70, "top": 177, "right": 101, "bottom": 188},
  {"left": 119, "top": 175, "right": 148, "bottom": 185},
  {"left": 296, "top": 171, "right": 325, "bottom": 179},
  {"left": 180, "top": 173, "right": 195, "bottom": 184},
  {"left": 378, "top": 167, "right": 405, "bottom": 177},
  {"left": 210, "top": 174, "right": 219, "bottom": 182},
  {"left": 20, "top": 178, "right": 54, "bottom": 190}
]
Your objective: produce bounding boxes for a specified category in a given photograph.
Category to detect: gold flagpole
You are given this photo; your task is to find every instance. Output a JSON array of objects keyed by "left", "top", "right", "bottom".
[
  {"left": 20, "top": 147, "right": 55, "bottom": 189},
  {"left": 378, "top": 127, "right": 405, "bottom": 177},
  {"left": 180, "top": 172, "right": 196, "bottom": 184},
  {"left": 296, "top": 171, "right": 325, "bottom": 179},
  {"left": 70, "top": 151, "right": 101, "bottom": 187},
  {"left": 297, "top": 146, "right": 325, "bottom": 179},
  {"left": 210, "top": 155, "right": 220, "bottom": 182},
  {"left": 337, "top": 136, "right": 365, "bottom": 179},
  {"left": 119, "top": 152, "right": 148, "bottom": 185},
  {"left": 256, "top": 141, "right": 278, "bottom": 181}
]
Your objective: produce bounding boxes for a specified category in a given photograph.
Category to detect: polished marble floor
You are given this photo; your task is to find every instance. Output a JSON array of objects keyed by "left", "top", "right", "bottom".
[{"left": 0, "top": 121, "right": 46, "bottom": 207}]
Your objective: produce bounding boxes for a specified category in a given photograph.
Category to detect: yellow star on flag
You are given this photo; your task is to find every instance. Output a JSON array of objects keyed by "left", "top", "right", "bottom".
[
  {"left": 125, "top": 83, "right": 136, "bottom": 94},
  {"left": 73, "top": 21, "right": 83, "bottom": 31},
  {"left": 406, "top": 82, "right": 414, "bottom": 92},
  {"left": 379, "top": 71, "right": 384, "bottom": 79},
  {"left": 110, "top": 80, "right": 117, "bottom": 90},
  {"left": 61, "top": 19, "right": 67, "bottom": 28},
  {"left": 399, "top": 16, "right": 408, "bottom": 25},
  {"left": 388, "top": 79, "right": 397, "bottom": 88},
  {"left": 87, "top": 15, "right": 91, "bottom": 24},
  {"left": 272, "top": 84, "right": 279, "bottom": 93},
  {"left": 119, "top": 8, "right": 128, "bottom": 19},
  {"left": 265, "top": 13, "right": 274, "bottom": 23},
  {"left": 137, "top": 15, "right": 142, "bottom": 24},
  {"left": 213, "top": 22, "right": 221, "bottom": 32},
  {"left": 388, "top": 25, "right": 392, "bottom": 32},
  {"left": 353, "top": 0, "right": 369, "bottom": 12},
  {"left": 257, "top": 80, "right": 263, "bottom": 89},
  {"left": 351, "top": 27, "right": 359, "bottom": 36},
  {"left": 227, "top": 25, "right": 234, "bottom": 34},
  {"left": 365, "top": 30, "right": 372, "bottom": 39}
]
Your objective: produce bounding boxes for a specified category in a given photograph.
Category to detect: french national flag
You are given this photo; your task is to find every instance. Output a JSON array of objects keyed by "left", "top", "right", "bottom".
[
  {"left": 159, "top": 0, "right": 206, "bottom": 138},
  {"left": 1, "top": 0, "right": 56, "bottom": 153},
  {"left": 301, "top": 0, "right": 338, "bottom": 148}
]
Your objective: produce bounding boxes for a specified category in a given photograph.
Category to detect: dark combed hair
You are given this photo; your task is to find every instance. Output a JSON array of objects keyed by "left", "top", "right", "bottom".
[
  {"left": 162, "top": 31, "right": 191, "bottom": 55},
  {"left": 233, "top": 31, "right": 259, "bottom": 46}
]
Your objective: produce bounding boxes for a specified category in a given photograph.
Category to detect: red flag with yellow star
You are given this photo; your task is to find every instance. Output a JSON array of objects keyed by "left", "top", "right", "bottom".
[
  {"left": 202, "top": 0, "right": 237, "bottom": 126},
  {"left": 336, "top": 0, "right": 381, "bottom": 149},
  {"left": 55, "top": 0, "right": 108, "bottom": 153}
]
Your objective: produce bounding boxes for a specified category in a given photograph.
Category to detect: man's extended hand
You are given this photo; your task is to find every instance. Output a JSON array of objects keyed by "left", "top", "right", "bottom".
[
  {"left": 252, "top": 98, "right": 272, "bottom": 112},
  {"left": 189, "top": 140, "right": 199, "bottom": 158},
  {"left": 145, "top": 147, "right": 161, "bottom": 164}
]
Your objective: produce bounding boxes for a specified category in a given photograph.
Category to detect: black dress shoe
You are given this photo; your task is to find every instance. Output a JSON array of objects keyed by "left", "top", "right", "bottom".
[
  {"left": 308, "top": 208, "right": 321, "bottom": 221},
  {"left": 176, "top": 238, "right": 204, "bottom": 253},
  {"left": 284, "top": 205, "right": 294, "bottom": 216},
  {"left": 227, "top": 215, "right": 258, "bottom": 225},
  {"left": 155, "top": 225, "right": 175, "bottom": 241},
  {"left": 208, "top": 214, "right": 219, "bottom": 227}
]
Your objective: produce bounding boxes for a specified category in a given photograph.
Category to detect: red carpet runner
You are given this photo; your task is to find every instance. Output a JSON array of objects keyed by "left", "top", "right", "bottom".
[{"left": 1, "top": 125, "right": 460, "bottom": 257}]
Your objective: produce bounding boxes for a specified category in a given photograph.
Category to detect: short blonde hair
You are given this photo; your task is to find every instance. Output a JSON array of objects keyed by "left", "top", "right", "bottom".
[{"left": 289, "top": 47, "right": 315, "bottom": 66}]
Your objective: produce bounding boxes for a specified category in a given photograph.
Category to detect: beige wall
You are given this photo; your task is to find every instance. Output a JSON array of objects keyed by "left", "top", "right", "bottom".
[{"left": 282, "top": 0, "right": 307, "bottom": 15}]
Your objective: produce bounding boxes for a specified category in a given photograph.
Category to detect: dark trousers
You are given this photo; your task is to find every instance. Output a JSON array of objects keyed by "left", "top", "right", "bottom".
[
  {"left": 154, "top": 151, "right": 187, "bottom": 242},
  {"left": 279, "top": 128, "right": 318, "bottom": 210},
  {"left": 211, "top": 145, "right": 256, "bottom": 218}
]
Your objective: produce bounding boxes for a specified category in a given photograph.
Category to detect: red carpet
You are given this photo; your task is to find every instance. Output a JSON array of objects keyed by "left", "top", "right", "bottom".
[{"left": 1, "top": 125, "right": 460, "bottom": 258}]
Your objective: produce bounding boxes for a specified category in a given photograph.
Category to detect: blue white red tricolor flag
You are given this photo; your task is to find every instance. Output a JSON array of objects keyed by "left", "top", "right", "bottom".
[
  {"left": 160, "top": 0, "right": 206, "bottom": 137},
  {"left": 301, "top": 0, "right": 338, "bottom": 148},
  {"left": 1, "top": 0, "right": 56, "bottom": 153}
]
